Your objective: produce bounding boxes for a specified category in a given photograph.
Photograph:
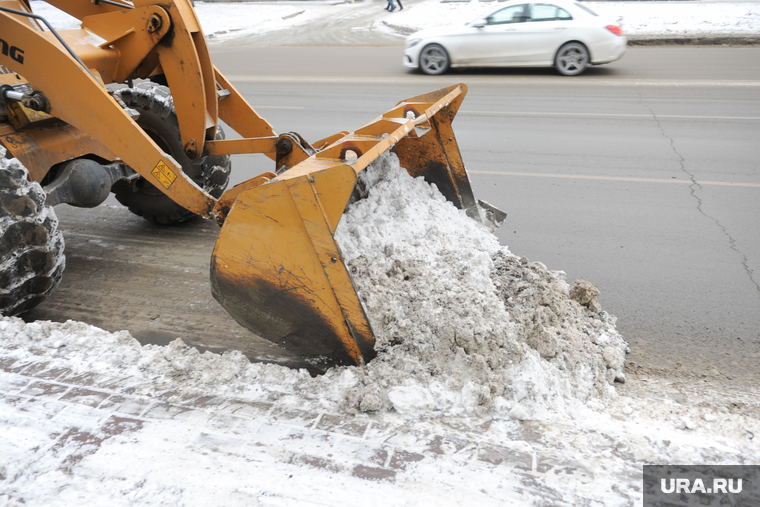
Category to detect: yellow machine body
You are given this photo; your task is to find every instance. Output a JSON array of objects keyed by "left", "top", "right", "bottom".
[{"left": 0, "top": 0, "right": 501, "bottom": 369}]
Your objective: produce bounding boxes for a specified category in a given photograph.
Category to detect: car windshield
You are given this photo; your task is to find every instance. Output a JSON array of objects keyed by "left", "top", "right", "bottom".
[{"left": 574, "top": 2, "right": 598, "bottom": 16}]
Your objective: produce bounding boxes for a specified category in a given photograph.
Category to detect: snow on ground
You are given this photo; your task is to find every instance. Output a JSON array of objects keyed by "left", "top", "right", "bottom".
[
  {"left": 2, "top": 154, "right": 760, "bottom": 505},
  {"left": 29, "top": 0, "right": 760, "bottom": 44},
  {"left": 197, "top": 0, "right": 760, "bottom": 42},
  {"left": 378, "top": 0, "right": 760, "bottom": 38}
]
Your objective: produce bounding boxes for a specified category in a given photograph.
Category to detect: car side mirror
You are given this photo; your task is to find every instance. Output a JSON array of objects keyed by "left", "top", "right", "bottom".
[{"left": 470, "top": 18, "right": 488, "bottom": 28}]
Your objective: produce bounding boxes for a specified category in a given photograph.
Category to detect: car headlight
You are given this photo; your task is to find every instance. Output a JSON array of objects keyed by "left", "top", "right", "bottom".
[{"left": 406, "top": 38, "right": 422, "bottom": 48}]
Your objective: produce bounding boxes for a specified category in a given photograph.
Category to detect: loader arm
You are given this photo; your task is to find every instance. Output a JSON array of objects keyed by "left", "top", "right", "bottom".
[
  {"left": 145, "top": 0, "right": 218, "bottom": 158},
  {"left": 0, "top": 0, "right": 505, "bottom": 370},
  {"left": 0, "top": 0, "right": 282, "bottom": 215},
  {"left": 42, "top": 0, "right": 218, "bottom": 158},
  {"left": 44, "top": 0, "right": 277, "bottom": 161},
  {"left": 0, "top": 10, "right": 215, "bottom": 216},
  {"left": 44, "top": 0, "right": 135, "bottom": 19}
]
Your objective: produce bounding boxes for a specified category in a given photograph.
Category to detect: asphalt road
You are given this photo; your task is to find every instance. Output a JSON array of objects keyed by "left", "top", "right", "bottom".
[
  {"left": 27, "top": 46, "right": 760, "bottom": 381},
  {"left": 210, "top": 45, "right": 760, "bottom": 380}
]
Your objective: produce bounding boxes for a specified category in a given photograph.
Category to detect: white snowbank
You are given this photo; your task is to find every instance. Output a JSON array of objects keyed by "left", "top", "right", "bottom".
[
  {"left": 28, "top": 0, "right": 760, "bottom": 42},
  {"left": 382, "top": 0, "right": 760, "bottom": 37}
]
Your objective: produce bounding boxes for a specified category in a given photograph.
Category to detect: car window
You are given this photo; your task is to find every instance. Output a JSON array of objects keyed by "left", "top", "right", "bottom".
[
  {"left": 488, "top": 5, "right": 528, "bottom": 25},
  {"left": 530, "top": 4, "right": 573, "bottom": 22}
]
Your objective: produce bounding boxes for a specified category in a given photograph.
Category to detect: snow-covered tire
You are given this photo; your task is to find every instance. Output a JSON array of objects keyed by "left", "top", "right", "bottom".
[
  {"left": 112, "top": 82, "right": 232, "bottom": 225},
  {"left": 0, "top": 155, "right": 65, "bottom": 316}
]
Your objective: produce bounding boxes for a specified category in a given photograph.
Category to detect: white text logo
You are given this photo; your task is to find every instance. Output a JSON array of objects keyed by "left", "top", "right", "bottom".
[{"left": 660, "top": 478, "right": 742, "bottom": 494}]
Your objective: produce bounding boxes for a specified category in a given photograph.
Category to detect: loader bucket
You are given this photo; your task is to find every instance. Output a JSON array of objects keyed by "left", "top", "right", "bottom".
[{"left": 210, "top": 84, "right": 503, "bottom": 370}]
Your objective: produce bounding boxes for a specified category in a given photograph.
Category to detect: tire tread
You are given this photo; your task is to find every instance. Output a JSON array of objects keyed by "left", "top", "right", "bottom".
[
  {"left": 0, "top": 157, "right": 65, "bottom": 316},
  {"left": 113, "top": 83, "right": 231, "bottom": 225}
]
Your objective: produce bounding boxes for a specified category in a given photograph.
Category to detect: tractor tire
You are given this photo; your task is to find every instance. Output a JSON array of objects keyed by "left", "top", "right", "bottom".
[
  {"left": 112, "top": 82, "right": 232, "bottom": 225},
  {"left": 0, "top": 155, "right": 65, "bottom": 316}
]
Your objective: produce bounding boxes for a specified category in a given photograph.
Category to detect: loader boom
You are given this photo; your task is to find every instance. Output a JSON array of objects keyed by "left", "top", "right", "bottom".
[{"left": 0, "top": 0, "right": 504, "bottom": 369}]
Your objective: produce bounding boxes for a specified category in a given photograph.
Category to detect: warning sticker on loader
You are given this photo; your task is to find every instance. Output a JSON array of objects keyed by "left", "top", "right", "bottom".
[{"left": 152, "top": 160, "right": 177, "bottom": 189}]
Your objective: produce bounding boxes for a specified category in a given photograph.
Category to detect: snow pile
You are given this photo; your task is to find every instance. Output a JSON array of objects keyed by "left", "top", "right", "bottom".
[
  {"left": 0, "top": 317, "right": 308, "bottom": 399},
  {"left": 334, "top": 153, "right": 627, "bottom": 420},
  {"left": 592, "top": 1, "right": 760, "bottom": 37},
  {"left": 195, "top": 3, "right": 319, "bottom": 39},
  {"left": 1, "top": 153, "right": 626, "bottom": 423}
]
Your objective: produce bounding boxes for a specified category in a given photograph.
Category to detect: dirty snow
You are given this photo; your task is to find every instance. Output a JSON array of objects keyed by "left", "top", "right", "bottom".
[
  {"left": 2, "top": 153, "right": 760, "bottom": 505},
  {"left": 334, "top": 154, "right": 627, "bottom": 422},
  {"left": 2, "top": 315, "right": 759, "bottom": 505},
  {"left": 29, "top": 0, "right": 760, "bottom": 43}
]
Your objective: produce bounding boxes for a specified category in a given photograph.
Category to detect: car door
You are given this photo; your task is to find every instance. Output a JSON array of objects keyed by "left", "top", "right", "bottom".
[
  {"left": 517, "top": 4, "right": 574, "bottom": 63},
  {"left": 452, "top": 4, "right": 529, "bottom": 65}
]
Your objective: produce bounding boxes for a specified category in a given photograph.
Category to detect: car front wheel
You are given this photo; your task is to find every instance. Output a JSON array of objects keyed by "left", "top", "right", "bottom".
[
  {"left": 555, "top": 42, "right": 589, "bottom": 76},
  {"left": 419, "top": 44, "right": 450, "bottom": 75}
]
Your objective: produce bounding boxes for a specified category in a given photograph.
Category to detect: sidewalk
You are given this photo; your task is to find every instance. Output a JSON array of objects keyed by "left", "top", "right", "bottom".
[
  {"left": 4, "top": 334, "right": 759, "bottom": 506},
  {"left": 1, "top": 352, "right": 643, "bottom": 506}
]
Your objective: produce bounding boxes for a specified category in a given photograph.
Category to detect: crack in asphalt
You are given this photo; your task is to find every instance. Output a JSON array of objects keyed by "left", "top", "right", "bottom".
[{"left": 644, "top": 103, "right": 760, "bottom": 299}]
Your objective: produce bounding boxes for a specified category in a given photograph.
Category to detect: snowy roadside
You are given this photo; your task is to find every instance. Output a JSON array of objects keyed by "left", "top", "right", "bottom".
[
  {"left": 29, "top": 0, "right": 760, "bottom": 46},
  {"left": 2, "top": 332, "right": 758, "bottom": 506},
  {"left": 2, "top": 154, "right": 760, "bottom": 506}
]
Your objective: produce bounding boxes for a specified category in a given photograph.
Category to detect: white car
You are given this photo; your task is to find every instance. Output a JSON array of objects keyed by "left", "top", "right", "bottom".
[{"left": 403, "top": 0, "right": 626, "bottom": 76}]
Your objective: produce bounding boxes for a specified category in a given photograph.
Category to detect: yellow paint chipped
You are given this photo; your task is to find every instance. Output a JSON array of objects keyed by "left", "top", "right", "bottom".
[{"left": 151, "top": 160, "right": 177, "bottom": 189}]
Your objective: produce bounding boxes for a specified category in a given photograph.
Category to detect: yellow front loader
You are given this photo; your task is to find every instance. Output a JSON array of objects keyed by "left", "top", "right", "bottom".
[{"left": 0, "top": 0, "right": 504, "bottom": 369}]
